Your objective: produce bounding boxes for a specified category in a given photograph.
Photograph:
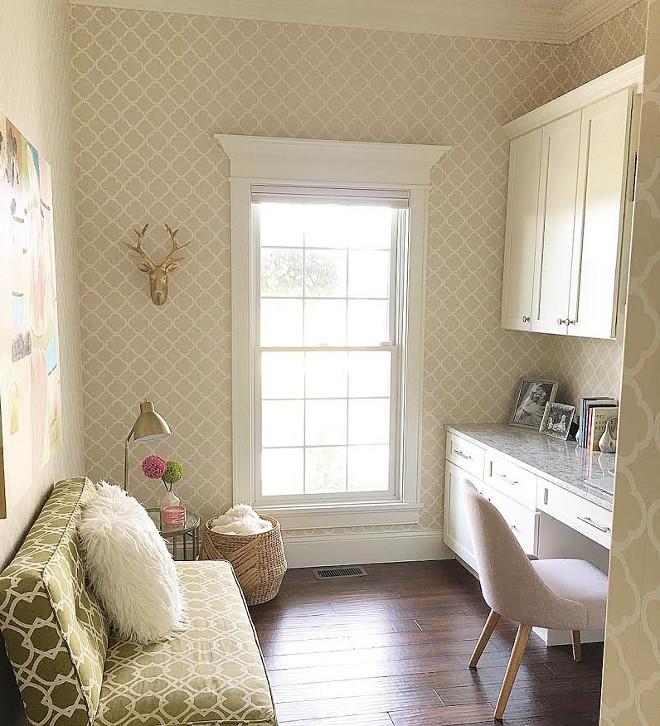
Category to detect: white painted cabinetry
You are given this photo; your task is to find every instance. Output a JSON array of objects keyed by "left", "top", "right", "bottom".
[
  {"left": 531, "top": 111, "right": 582, "bottom": 334},
  {"left": 501, "top": 130, "right": 542, "bottom": 331},
  {"left": 443, "top": 428, "right": 613, "bottom": 645},
  {"left": 568, "top": 89, "right": 635, "bottom": 339},
  {"left": 501, "top": 58, "right": 643, "bottom": 339}
]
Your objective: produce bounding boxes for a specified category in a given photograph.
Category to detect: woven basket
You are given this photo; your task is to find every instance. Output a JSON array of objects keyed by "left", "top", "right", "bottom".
[{"left": 200, "top": 515, "right": 287, "bottom": 606}]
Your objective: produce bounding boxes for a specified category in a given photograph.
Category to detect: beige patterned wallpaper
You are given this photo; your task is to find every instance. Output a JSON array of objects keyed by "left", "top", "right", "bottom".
[
  {"left": 0, "top": 0, "right": 86, "bottom": 721},
  {"left": 69, "top": 5, "right": 646, "bottom": 538},
  {"left": 602, "top": 2, "right": 660, "bottom": 721},
  {"left": 70, "top": 5, "right": 569, "bottom": 532},
  {"left": 0, "top": 1, "right": 85, "bottom": 580}
]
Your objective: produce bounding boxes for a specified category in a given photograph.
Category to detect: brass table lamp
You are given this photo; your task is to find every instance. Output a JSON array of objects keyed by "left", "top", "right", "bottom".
[{"left": 124, "top": 400, "right": 171, "bottom": 492}]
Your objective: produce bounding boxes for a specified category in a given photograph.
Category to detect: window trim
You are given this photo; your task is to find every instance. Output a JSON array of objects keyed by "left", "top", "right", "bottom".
[{"left": 218, "top": 134, "right": 450, "bottom": 528}]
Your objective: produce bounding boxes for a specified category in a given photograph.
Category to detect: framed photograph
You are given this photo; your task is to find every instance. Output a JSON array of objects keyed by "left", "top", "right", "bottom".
[
  {"left": 539, "top": 402, "right": 576, "bottom": 440},
  {"left": 509, "top": 379, "right": 558, "bottom": 429}
]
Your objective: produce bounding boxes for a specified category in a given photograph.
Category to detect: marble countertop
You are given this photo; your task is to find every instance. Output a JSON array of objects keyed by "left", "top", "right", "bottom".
[{"left": 446, "top": 424, "right": 616, "bottom": 510}]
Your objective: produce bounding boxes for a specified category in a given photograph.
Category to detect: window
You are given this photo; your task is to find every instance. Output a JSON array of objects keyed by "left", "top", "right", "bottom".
[
  {"left": 219, "top": 134, "right": 449, "bottom": 528},
  {"left": 255, "top": 196, "right": 406, "bottom": 503}
]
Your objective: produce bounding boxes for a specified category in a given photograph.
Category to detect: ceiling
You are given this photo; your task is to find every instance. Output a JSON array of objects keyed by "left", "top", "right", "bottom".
[{"left": 68, "top": 0, "right": 640, "bottom": 43}]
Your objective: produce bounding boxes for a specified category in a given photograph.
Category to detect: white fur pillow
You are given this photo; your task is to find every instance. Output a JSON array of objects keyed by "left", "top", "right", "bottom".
[{"left": 78, "top": 482, "right": 186, "bottom": 644}]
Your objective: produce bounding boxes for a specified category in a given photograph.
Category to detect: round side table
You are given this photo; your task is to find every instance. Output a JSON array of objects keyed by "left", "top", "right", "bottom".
[{"left": 147, "top": 508, "right": 201, "bottom": 561}]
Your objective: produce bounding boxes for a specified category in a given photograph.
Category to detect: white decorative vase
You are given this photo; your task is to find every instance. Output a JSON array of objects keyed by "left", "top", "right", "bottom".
[{"left": 598, "top": 419, "right": 618, "bottom": 454}]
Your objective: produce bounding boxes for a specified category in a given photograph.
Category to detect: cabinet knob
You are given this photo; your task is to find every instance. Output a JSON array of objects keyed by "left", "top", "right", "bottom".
[
  {"left": 522, "top": 316, "right": 530, "bottom": 323},
  {"left": 557, "top": 318, "right": 568, "bottom": 325}
]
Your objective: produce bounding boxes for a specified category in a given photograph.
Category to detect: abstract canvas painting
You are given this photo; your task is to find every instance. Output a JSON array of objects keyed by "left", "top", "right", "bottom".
[{"left": 0, "top": 117, "right": 62, "bottom": 518}]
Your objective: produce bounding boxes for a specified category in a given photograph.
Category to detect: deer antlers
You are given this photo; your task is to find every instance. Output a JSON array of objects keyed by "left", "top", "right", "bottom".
[
  {"left": 124, "top": 223, "right": 156, "bottom": 272},
  {"left": 124, "top": 223, "right": 191, "bottom": 305},
  {"left": 124, "top": 223, "right": 191, "bottom": 272},
  {"left": 161, "top": 224, "right": 192, "bottom": 272}
]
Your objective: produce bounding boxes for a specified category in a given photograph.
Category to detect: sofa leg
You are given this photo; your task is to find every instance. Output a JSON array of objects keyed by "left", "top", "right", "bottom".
[
  {"left": 572, "top": 630, "right": 582, "bottom": 662},
  {"left": 469, "top": 610, "right": 500, "bottom": 668}
]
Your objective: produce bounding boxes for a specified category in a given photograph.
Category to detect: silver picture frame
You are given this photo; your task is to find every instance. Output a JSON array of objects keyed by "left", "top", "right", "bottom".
[
  {"left": 509, "top": 379, "right": 559, "bottom": 430},
  {"left": 539, "top": 402, "right": 576, "bottom": 440}
]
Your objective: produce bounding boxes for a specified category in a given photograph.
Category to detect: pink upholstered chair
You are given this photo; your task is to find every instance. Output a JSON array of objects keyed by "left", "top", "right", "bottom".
[{"left": 462, "top": 480, "right": 608, "bottom": 720}]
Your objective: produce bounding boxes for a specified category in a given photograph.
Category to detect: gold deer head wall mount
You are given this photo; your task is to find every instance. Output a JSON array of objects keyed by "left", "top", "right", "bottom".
[{"left": 124, "top": 223, "right": 191, "bottom": 305}]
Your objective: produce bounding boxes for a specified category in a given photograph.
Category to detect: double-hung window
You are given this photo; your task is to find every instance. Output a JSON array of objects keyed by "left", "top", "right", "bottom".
[
  {"left": 220, "top": 134, "right": 448, "bottom": 528},
  {"left": 255, "top": 192, "right": 406, "bottom": 504}
]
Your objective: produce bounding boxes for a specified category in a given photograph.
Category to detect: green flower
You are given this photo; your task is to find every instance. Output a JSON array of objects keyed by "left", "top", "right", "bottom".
[{"left": 162, "top": 460, "right": 183, "bottom": 488}]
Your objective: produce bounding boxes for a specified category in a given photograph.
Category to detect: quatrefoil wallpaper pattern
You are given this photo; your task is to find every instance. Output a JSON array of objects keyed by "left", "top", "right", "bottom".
[
  {"left": 70, "top": 3, "right": 646, "bottom": 535},
  {"left": 602, "top": 1, "right": 660, "bottom": 720}
]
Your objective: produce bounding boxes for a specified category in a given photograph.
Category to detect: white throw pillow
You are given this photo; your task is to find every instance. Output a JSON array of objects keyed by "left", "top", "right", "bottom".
[{"left": 78, "top": 481, "right": 186, "bottom": 644}]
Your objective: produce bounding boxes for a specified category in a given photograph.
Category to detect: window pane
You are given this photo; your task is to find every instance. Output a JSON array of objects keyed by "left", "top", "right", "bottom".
[
  {"left": 305, "top": 249, "right": 347, "bottom": 297},
  {"left": 306, "top": 400, "right": 347, "bottom": 446},
  {"left": 345, "top": 207, "right": 393, "bottom": 249},
  {"left": 348, "top": 250, "right": 390, "bottom": 298},
  {"left": 261, "top": 352, "right": 304, "bottom": 399},
  {"left": 303, "top": 206, "right": 351, "bottom": 249},
  {"left": 349, "top": 398, "right": 390, "bottom": 444},
  {"left": 304, "top": 300, "right": 346, "bottom": 346},
  {"left": 304, "top": 205, "right": 393, "bottom": 249},
  {"left": 347, "top": 300, "right": 389, "bottom": 345},
  {"left": 348, "top": 352, "right": 391, "bottom": 398},
  {"left": 261, "top": 299, "right": 303, "bottom": 346},
  {"left": 262, "top": 400, "right": 304, "bottom": 447},
  {"left": 259, "top": 203, "right": 304, "bottom": 247},
  {"left": 306, "top": 447, "right": 347, "bottom": 493},
  {"left": 348, "top": 445, "right": 389, "bottom": 491},
  {"left": 262, "top": 448, "right": 304, "bottom": 495},
  {"left": 261, "top": 248, "right": 303, "bottom": 297},
  {"left": 305, "top": 351, "right": 348, "bottom": 398}
]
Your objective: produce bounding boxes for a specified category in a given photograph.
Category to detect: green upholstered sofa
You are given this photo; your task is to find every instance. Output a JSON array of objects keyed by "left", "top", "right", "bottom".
[{"left": 0, "top": 478, "right": 278, "bottom": 726}]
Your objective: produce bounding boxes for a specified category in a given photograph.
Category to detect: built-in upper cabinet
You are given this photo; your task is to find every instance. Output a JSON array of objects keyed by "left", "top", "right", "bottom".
[{"left": 501, "top": 58, "right": 643, "bottom": 339}]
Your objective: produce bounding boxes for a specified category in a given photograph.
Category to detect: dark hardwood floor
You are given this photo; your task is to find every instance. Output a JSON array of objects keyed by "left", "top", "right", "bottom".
[{"left": 249, "top": 560, "right": 603, "bottom": 725}]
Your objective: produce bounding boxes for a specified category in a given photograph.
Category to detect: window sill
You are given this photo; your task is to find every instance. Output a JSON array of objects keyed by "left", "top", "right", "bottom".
[{"left": 257, "top": 501, "right": 422, "bottom": 529}]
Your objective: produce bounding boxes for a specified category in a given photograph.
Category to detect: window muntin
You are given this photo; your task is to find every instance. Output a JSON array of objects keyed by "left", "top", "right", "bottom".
[{"left": 254, "top": 198, "right": 409, "bottom": 503}]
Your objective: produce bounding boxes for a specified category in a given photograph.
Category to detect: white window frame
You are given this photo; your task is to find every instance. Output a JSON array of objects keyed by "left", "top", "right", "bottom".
[{"left": 217, "top": 134, "right": 450, "bottom": 529}]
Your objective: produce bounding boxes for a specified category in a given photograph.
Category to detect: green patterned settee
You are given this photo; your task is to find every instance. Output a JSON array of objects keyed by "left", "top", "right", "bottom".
[{"left": 0, "top": 478, "right": 278, "bottom": 726}]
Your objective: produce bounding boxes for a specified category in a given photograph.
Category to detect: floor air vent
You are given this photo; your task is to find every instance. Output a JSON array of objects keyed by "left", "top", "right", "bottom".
[{"left": 313, "top": 565, "right": 367, "bottom": 580}]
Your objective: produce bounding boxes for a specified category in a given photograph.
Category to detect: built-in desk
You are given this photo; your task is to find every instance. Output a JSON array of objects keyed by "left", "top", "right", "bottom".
[{"left": 444, "top": 424, "right": 614, "bottom": 646}]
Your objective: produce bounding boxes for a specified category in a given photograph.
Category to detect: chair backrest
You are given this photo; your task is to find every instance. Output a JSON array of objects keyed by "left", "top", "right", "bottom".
[
  {"left": 0, "top": 478, "right": 109, "bottom": 726},
  {"left": 462, "top": 480, "right": 579, "bottom": 626}
]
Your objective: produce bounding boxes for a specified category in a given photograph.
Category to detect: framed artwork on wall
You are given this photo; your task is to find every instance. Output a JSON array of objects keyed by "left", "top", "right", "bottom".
[
  {"left": 0, "top": 116, "right": 62, "bottom": 519},
  {"left": 509, "top": 379, "right": 558, "bottom": 430}
]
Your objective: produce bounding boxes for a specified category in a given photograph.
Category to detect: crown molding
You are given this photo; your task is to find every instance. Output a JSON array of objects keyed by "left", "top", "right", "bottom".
[
  {"left": 68, "top": 0, "right": 640, "bottom": 44},
  {"left": 563, "top": 0, "right": 643, "bottom": 43}
]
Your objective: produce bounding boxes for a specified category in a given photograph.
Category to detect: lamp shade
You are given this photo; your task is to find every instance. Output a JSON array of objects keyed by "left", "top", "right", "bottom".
[{"left": 132, "top": 400, "right": 171, "bottom": 442}]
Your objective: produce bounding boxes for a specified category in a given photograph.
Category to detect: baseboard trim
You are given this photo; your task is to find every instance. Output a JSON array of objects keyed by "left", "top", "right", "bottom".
[{"left": 281, "top": 528, "right": 452, "bottom": 568}]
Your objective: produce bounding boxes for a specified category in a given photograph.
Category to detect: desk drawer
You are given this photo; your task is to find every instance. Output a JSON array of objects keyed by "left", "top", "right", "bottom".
[
  {"left": 484, "top": 453, "right": 537, "bottom": 510},
  {"left": 447, "top": 433, "right": 485, "bottom": 479},
  {"left": 478, "top": 481, "right": 538, "bottom": 555},
  {"left": 538, "top": 479, "right": 612, "bottom": 549}
]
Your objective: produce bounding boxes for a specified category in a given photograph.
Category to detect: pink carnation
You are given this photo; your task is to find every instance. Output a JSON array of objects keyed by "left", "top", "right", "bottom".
[{"left": 142, "top": 454, "right": 167, "bottom": 479}]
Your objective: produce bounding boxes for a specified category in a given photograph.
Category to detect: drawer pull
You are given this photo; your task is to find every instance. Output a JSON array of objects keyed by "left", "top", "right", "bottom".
[
  {"left": 577, "top": 516, "right": 610, "bottom": 534},
  {"left": 454, "top": 449, "right": 472, "bottom": 461},
  {"left": 495, "top": 473, "right": 519, "bottom": 485}
]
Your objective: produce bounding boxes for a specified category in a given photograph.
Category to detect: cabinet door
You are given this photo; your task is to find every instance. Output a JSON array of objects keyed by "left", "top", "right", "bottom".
[
  {"left": 531, "top": 111, "right": 582, "bottom": 335},
  {"left": 501, "top": 130, "right": 542, "bottom": 331},
  {"left": 568, "top": 89, "right": 633, "bottom": 339},
  {"left": 443, "top": 461, "right": 478, "bottom": 570}
]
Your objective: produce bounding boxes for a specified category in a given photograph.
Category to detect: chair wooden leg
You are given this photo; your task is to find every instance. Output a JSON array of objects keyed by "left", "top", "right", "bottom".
[
  {"left": 571, "top": 630, "right": 582, "bottom": 662},
  {"left": 494, "top": 623, "right": 532, "bottom": 721},
  {"left": 469, "top": 610, "right": 500, "bottom": 668}
]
